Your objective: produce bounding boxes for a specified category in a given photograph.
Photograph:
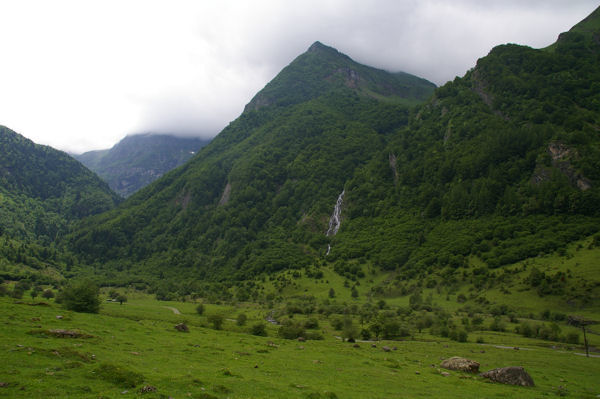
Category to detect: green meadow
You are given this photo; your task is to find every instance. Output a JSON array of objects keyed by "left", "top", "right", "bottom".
[{"left": 1, "top": 281, "right": 599, "bottom": 398}]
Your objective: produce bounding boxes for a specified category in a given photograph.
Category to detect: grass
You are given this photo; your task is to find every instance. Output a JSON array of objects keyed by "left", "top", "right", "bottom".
[{"left": 1, "top": 294, "right": 599, "bottom": 398}]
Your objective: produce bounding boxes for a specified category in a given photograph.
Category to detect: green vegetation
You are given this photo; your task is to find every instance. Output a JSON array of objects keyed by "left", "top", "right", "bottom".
[
  {"left": 2, "top": 8, "right": 600, "bottom": 399},
  {"left": 0, "top": 280, "right": 598, "bottom": 398},
  {"left": 57, "top": 279, "right": 101, "bottom": 313}
]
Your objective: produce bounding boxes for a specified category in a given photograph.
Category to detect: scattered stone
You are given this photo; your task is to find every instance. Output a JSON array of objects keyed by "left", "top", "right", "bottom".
[
  {"left": 415, "top": 371, "right": 420, "bottom": 375},
  {"left": 513, "top": 347, "right": 519, "bottom": 351},
  {"left": 174, "top": 323, "right": 189, "bottom": 332},
  {"left": 0, "top": 382, "right": 8, "bottom": 387},
  {"left": 56, "top": 316, "right": 63, "bottom": 320},
  {"left": 130, "top": 351, "right": 140, "bottom": 356},
  {"left": 254, "top": 365, "right": 258, "bottom": 368},
  {"left": 46, "top": 329, "right": 93, "bottom": 338},
  {"left": 480, "top": 366, "right": 535, "bottom": 386},
  {"left": 267, "top": 341, "right": 278, "bottom": 348},
  {"left": 353, "top": 343, "right": 360, "bottom": 348},
  {"left": 298, "top": 346, "right": 304, "bottom": 350},
  {"left": 441, "top": 372, "right": 450, "bottom": 377},
  {"left": 440, "top": 357, "right": 480, "bottom": 373},
  {"left": 31, "top": 317, "right": 40, "bottom": 322},
  {"left": 139, "top": 385, "right": 157, "bottom": 393},
  {"left": 382, "top": 346, "right": 391, "bottom": 352},
  {"left": 371, "top": 344, "right": 377, "bottom": 348},
  {"left": 392, "top": 347, "right": 397, "bottom": 351},
  {"left": 297, "top": 337, "right": 306, "bottom": 342}
]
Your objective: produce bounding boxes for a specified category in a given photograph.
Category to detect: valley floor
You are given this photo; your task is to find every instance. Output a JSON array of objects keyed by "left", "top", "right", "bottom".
[{"left": 1, "top": 296, "right": 599, "bottom": 398}]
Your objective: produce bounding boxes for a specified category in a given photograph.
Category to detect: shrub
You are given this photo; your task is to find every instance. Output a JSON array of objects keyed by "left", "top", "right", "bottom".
[
  {"left": 95, "top": 363, "right": 144, "bottom": 388},
  {"left": 196, "top": 303, "right": 205, "bottom": 315},
  {"left": 236, "top": 313, "right": 247, "bottom": 326},
  {"left": 304, "top": 317, "right": 319, "bottom": 329},
  {"left": 250, "top": 322, "right": 267, "bottom": 336},
  {"left": 278, "top": 321, "right": 305, "bottom": 339},
  {"left": 207, "top": 314, "right": 224, "bottom": 330},
  {"left": 42, "top": 289, "right": 55, "bottom": 299},
  {"left": 57, "top": 280, "right": 100, "bottom": 313}
]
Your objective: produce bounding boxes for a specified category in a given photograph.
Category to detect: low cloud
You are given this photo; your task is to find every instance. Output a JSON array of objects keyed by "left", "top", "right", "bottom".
[{"left": 0, "top": 0, "right": 597, "bottom": 152}]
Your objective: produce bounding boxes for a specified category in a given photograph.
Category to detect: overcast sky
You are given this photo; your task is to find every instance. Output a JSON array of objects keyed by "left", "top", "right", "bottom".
[{"left": 0, "top": 1, "right": 597, "bottom": 153}]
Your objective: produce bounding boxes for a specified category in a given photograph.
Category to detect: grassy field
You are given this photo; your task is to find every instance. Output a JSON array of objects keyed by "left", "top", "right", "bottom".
[{"left": 1, "top": 293, "right": 599, "bottom": 399}]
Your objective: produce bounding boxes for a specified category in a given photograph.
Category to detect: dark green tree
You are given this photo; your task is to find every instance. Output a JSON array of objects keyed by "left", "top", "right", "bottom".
[{"left": 58, "top": 279, "right": 101, "bottom": 313}]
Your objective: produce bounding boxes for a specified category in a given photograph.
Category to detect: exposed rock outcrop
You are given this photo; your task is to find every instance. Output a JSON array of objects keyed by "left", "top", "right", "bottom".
[
  {"left": 440, "top": 357, "right": 480, "bottom": 373},
  {"left": 480, "top": 366, "right": 535, "bottom": 386}
]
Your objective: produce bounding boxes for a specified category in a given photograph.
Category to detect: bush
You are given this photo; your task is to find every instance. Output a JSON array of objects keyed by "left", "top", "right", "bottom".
[
  {"left": 95, "top": 363, "right": 144, "bottom": 388},
  {"left": 207, "top": 314, "right": 224, "bottom": 330},
  {"left": 304, "top": 317, "right": 319, "bottom": 329},
  {"left": 236, "top": 313, "right": 247, "bottom": 326},
  {"left": 278, "top": 321, "right": 306, "bottom": 340},
  {"left": 250, "top": 322, "right": 267, "bottom": 336},
  {"left": 42, "top": 289, "right": 55, "bottom": 299},
  {"left": 57, "top": 280, "right": 100, "bottom": 313},
  {"left": 196, "top": 303, "right": 205, "bottom": 315}
]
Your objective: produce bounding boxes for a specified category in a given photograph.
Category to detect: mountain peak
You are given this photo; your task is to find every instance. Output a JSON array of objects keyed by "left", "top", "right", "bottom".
[{"left": 244, "top": 42, "right": 435, "bottom": 112}]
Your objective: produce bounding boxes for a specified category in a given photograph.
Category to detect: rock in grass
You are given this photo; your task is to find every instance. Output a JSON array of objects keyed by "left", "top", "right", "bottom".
[
  {"left": 480, "top": 366, "right": 534, "bottom": 386},
  {"left": 440, "top": 357, "right": 480, "bottom": 373},
  {"left": 174, "top": 323, "right": 189, "bottom": 332},
  {"left": 139, "top": 385, "right": 157, "bottom": 393}
]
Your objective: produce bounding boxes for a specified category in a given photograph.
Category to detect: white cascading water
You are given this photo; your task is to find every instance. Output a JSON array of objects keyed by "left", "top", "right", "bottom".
[
  {"left": 326, "top": 190, "right": 345, "bottom": 255},
  {"left": 326, "top": 189, "right": 344, "bottom": 237}
]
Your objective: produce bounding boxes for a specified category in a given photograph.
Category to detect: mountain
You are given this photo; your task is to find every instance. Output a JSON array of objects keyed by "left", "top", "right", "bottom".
[
  {"left": 69, "top": 41, "right": 436, "bottom": 283},
  {"left": 0, "top": 126, "right": 120, "bottom": 280},
  {"left": 70, "top": 7, "right": 600, "bottom": 306},
  {"left": 75, "top": 133, "right": 210, "bottom": 197}
]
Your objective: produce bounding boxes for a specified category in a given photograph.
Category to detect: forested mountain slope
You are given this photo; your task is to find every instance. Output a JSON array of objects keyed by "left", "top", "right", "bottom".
[
  {"left": 69, "top": 42, "right": 436, "bottom": 282},
  {"left": 70, "top": 9, "right": 600, "bottom": 297},
  {"left": 0, "top": 126, "right": 120, "bottom": 281},
  {"left": 75, "top": 133, "right": 210, "bottom": 197}
]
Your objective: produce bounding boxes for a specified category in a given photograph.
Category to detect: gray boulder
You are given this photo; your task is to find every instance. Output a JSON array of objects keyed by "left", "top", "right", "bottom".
[
  {"left": 440, "top": 357, "right": 480, "bottom": 373},
  {"left": 480, "top": 366, "right": 534, "bottom": 386}
]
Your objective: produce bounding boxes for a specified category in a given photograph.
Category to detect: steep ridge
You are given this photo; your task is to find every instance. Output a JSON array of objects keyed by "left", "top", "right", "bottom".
[
  {"left": 75, "top": 133, "right": 210, "bottom": 197},
  {"left": 0, "top": 126, "right": 120, "bottom": 280},
  {"left": 332, "top": 6, "right": 600, "bottom": 277},
  {"left": 69, "top": 42, "right": 436, "bottom": 283}
]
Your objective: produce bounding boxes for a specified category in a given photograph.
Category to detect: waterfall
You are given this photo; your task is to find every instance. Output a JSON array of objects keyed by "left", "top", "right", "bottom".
[{"left": 326, "top": 189, "right": 344, "bottom": 237}]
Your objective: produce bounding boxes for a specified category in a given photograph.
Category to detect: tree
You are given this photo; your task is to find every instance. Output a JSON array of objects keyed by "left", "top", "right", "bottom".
[
  {"left": 207, "top": 313, "right": 224, "bottom": 330},
  {"left": 195, "top": 303, "right": 205, "bottom": 315},
  {"left": 42, "top": 289, "right": 55, "bottom": 299},
  {"left": 58, "top": 279, "right": 101, "bottom": 313},
  {"left": 328, "top": 288, "right": 335, "bottom": 298},
  {"left": 30, "top": 288, "right": 39, "bottom": 301},
  {"left": 351, "top": 286, "right": 359, "bottom": 299},
  {"left": 116, "top": 294, "right": 127, "bottom": 305},
  {"left": 250, "top": 322, "right": 267, "bottom": 336}
]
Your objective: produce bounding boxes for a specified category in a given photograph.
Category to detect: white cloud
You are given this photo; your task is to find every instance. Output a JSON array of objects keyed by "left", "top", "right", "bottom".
[{"left": 0, "top": 0, "right": 597, "bottom": 153}]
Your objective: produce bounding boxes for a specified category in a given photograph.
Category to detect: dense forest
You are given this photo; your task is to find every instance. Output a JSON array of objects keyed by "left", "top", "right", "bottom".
[{"left": 65, "top": 16, "right": 600, "bottom": 296}]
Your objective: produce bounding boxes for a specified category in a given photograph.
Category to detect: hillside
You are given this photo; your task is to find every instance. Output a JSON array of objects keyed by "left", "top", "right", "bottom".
[
  {"left": 69, "top": 41, "right": 436, "bottom": 280},
  {"left": 69, "top": 13, "right": 600, "bottom": 293},
  {"left": 0, "top": 126, "right": 121, "bottom": 281},
  {"left": 75, "top": 133, "right": 210, "bottom": 197}
]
